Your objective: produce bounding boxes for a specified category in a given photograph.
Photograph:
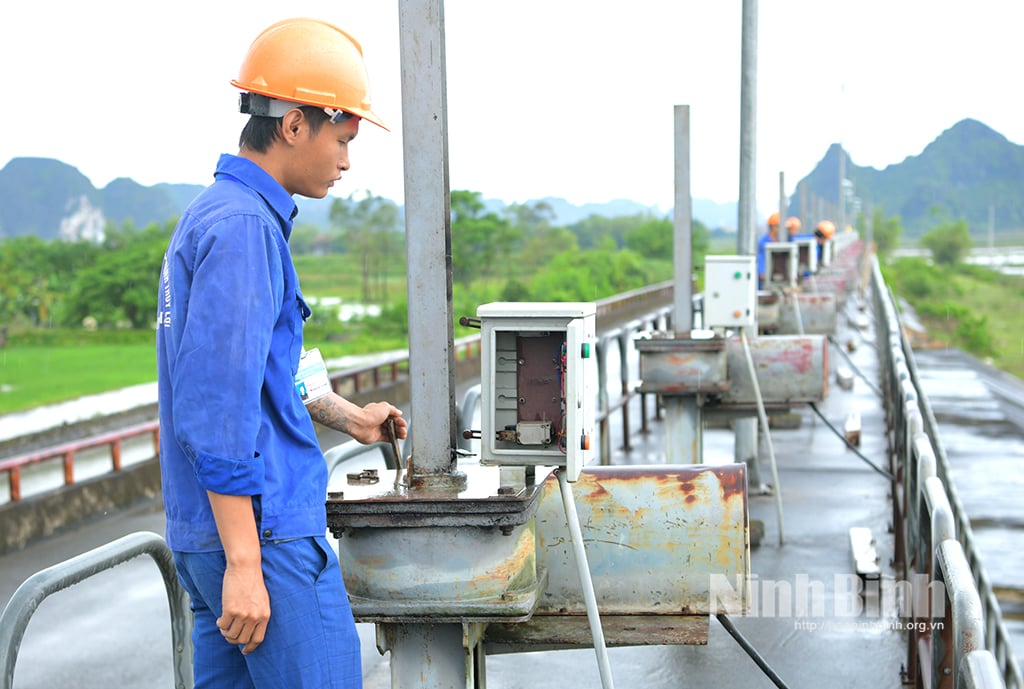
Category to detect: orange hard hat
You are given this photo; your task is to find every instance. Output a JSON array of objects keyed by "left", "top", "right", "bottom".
[
  {"left": 231, "top": 18, "right": 387, "bottom": 130},
  {"left": 768, "top": 212, "right": 781, "bottom": 227},
  {"left": 785, "top": 216, "right": 802, "bottom": 232},
  {"left": 815, "top": 220, "right": 836, "bottom": 239}
]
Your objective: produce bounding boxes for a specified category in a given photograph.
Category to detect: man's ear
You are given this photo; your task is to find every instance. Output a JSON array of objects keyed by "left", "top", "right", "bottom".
[{"left": 280, "top": 108, "right": 305, "bottom": 144}]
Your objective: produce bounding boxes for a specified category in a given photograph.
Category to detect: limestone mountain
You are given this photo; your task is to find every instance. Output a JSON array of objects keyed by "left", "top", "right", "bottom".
[{"left": 793, "top": 119, "right": 1024, "bottom": 236}]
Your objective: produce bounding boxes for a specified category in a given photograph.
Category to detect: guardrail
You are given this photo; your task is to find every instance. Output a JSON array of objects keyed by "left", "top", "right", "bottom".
[
  {"left": 0, "top": 531, "right": 192, "bottom": 689},
  {"left": 874, "top": 257, "right": 1021, "bottom": 689},
  {"left": 0, "top": 420, "right": 159, "bottom": 502}
]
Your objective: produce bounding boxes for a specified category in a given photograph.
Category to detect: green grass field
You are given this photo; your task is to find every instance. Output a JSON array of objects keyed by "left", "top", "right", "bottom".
[{"left": 0, "top": 343, "right": 157, "bottom": 414}]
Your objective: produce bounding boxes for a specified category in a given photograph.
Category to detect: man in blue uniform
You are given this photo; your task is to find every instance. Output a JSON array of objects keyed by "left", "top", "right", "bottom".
[
  {"left": 156, "top": 18, "right": 406, "bottom": 689},
  {"left": 756, "top": 212, "right": 780, "bottom": 288}
]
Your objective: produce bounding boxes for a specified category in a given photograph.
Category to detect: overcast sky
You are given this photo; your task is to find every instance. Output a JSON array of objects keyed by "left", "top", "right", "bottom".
[{"left": 1, "top": 1, "right": 1020, "bottom": 219}]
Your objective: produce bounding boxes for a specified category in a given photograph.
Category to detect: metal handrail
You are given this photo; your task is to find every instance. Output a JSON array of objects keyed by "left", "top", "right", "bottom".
[
  {"left": 935, "top": 538, "right": 987, "bottom": 686},
  {"left": 0, "top": 420, "right": 159, "bottom": 502},
  {"left": 962, "top": 651, "right": 1009, "bottom": 689},
  {"left": 0, "top": 531, "right": 192, "bottom": 689},
  {"left": 873, "top": 257, "right": 1022, "bottom": 689}
]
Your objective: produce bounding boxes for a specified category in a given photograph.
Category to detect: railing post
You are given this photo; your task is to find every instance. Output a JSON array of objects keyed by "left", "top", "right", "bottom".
[
  {"left": 111, "top": 438, "right": 123, "bottom": 471},
  {"left": 9, "top": 469, "right": 20, "bottom": 502},
  {"left": 62, "top": 451, "right": 74, "bottom": 488},
  {"left": 596, "top": 335, "right": 611, "bottom": 466},
  {"left": 617, "top": 331, "right": 632, "bottom": 452}
]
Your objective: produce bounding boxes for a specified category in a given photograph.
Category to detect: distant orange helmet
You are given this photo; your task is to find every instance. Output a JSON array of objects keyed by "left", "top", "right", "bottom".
[
  {"left": 785, "top": 217, "right": 802, "bottom": 232},
  {"left": 815, "top": 220, "right": 836, "bottom": 239},
  {"left": 767, "top": 212, "right": 781, "bottom": 227},
  {"left": 231, "top": 17, "right": 387, "bottom": 130}
]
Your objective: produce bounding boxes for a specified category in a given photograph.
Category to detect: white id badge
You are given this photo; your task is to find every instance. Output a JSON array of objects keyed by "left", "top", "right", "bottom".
[{"left": 295, "top": 348, "right": 331, "bottom": 405}]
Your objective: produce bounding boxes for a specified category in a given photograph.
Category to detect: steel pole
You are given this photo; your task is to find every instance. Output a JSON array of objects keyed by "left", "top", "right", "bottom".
[
  {"left": 735, "top": 0, "right": 760, "bottom": 476},
  {"left": 778, "top": 171, "right": 788, "bottom": 243},
  {"left": 394, "top": 1, "right": 470, "bottom": 684},
  {"left": 737, "top": 0, "right": 758, "bottom": 255},
  {"left": 673, "top": 105, "right": 693, "bottom": 332},
  {"left": 399, "top": 0, "right": 461, "bottom": 487}
]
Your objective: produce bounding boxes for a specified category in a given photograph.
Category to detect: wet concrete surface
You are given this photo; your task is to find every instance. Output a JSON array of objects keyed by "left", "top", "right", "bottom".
[{"left": 2, "top": 311, "right": 1022, "bottom": 687}]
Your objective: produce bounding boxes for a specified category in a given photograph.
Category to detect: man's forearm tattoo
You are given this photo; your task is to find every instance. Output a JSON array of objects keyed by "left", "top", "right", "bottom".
[{"left": 311, "top": 398, "right": 351, "bottom": 434}]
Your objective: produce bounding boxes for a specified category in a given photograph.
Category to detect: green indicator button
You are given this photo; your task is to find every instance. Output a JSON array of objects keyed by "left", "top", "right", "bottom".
[{"left": 581, "top": 343, "right": 591, "bottom": 358}]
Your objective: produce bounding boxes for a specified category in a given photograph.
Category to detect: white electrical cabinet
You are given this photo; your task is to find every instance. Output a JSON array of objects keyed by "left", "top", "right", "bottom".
[
  {"left": 792, "top": 237, "right": 818, "bottom": 276},
  {"left": 703, "top": 255, "right": 757, "bottom": 330},
  {"left": 477, "top": 302, "right": 597, "bottom": 482},
  {"left": 765, "top": 242, "right": 798, "bottom": 287}
]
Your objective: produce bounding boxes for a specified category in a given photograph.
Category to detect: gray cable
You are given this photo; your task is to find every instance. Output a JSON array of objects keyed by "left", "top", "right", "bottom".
[{"left": 716, "top": 614, "right": 793, "bottom": 689}]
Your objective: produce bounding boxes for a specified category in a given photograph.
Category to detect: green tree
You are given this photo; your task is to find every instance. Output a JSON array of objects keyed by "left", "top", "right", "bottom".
[
  {"left": 516, "top": 225, "right": 579, "bottom": 274},
  {"left": 859, "top": 207, "right": 903, "bottom": 257},
  {"left": 289, "top": 222, "right": 330, "bottom": 255},
  {"left": 330, "top": 192, "right": 403, "bottom": 304},
  {"left": 450, "top": 190, "right": 519, "bottom": 289},
  {"left": 568, "top": 213, "right": 648, "bottom": 250},
  {"left": 920, "top": 219, "right": 972, "bottom": 266},
  {"left": 624, "top": 217, "right": 711, "bottom": 264},
  {"left": 501, "top": 200, "right": 556, "bottom": 279},
  {"left": 62, "top": 221, "right": 172, "bottom": 328},
  {"left": 528, "top": 245, "right": 650, "bottom": 301},
  {"left": 0, "top": 235, "right": 99, "bottom": 326}
]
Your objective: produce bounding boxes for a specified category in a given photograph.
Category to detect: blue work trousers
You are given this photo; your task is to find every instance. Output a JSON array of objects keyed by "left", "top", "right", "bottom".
[{"left": 174, "top": 535, "right": 361, "bottom": 689}]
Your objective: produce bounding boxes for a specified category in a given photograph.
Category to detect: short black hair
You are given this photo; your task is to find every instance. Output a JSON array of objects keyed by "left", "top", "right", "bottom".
[{"left": 238, "top": 105, "right": 330, "bottom": 153}]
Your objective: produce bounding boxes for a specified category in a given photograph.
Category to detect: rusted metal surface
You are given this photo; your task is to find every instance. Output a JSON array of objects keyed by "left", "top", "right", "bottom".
[
  {"left": 776, "top": 292, "right": 838, "bottom": 335},
  {"left": 756, "top": 291, "right": 782, "bottom": 333},
  {"left": 531, "top": 465, "right": 748, "bottom": 617},
  {"left": 809, "top": 275, "right": 850, "bottom": 306},
  {"left": 327, "top": 464, "right": 547, "bottom": 620},
  {"left": 635, "top": 335, "right": 728, "bottom": 394},
  {"left": 325, "top": 464, "right": 546, "bottom": 531},
  {"left": 717, "top": 335, "right": 828, "bottom": 408},
  {"left": 635, "top": 334, "right": 827, "bottom": 409},
  {"left": 337, "top": 519, "right": 544, "bottom": 621},
  {"left": 484, "top": 614, "right": 709, "bottom": 651}
]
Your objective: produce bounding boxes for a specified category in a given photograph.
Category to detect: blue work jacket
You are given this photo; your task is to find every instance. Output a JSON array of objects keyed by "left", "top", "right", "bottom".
[{"left": 156, "top": 154, "right": 326, "bottom": 552}]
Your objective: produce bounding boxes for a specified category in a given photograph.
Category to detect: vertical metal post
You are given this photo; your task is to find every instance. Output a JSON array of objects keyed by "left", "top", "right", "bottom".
[
  {"left": 399, "top": 0, "right": 462, "bottom": 488},
  {"left": 735, "top": 419, "right": 762, "bottom": 487},
  {"left": 737, "top": 0, "right": 758, "bottom": 256},
  {"left": 838, "top": 144, "right": 846, "bottom": 234},
  {"left": 673, "top": 105, "right": 693, "bottom": 332},
  {"left": 617, "top": 333, "right": 632, "bottom": 451},
  {"left": 668, "top": 104, "right": 701, "bottom": 464},
  {"left": 735, "top": 0, "right": 760, "bottom": 477},
  {"left": 799, "top": 181, "right": 808, "bottom": 229},
  {"left": 383, "top": 624, "right": 470, "bottom": 689},
  {"left": 664, "top": 398, "right": 702, "bottom": 463},
  {"left": 394, "top": 2, "right": 470, "bottom": 685},
  {"left": 777, "top": 171, "right": 788, "bottom": 242}
]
